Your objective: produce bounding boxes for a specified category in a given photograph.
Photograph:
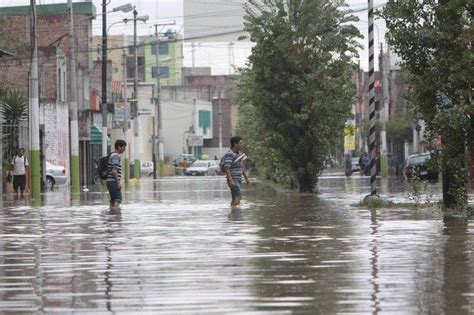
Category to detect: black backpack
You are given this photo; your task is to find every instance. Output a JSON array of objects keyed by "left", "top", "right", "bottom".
[{"left": 97, "top": 153, "right": 111, "bottom": 180}]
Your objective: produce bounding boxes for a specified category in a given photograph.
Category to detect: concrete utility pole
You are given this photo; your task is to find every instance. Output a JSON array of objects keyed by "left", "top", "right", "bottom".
[
  {"left": 380, "top": 43, "right": 389, "bottom": 177},
  {"left": 132, "top": 8, "right": 140, "bottom": 179},
  {"left": 365, "top": 0, "right": 378, "bottom": 199},
  {"left": 218, "top": 89, "right": 223, "bottom": 157},
  {"left": 29, "top": 0, "right": 41, "bottom": 198},
  {"left": 153, "top": 24, "right": 170, "bottom": 179},
  {"left": 122, "top": 36, "right": 129, "bottom": 185},
  {"left": 67, "top": 0, "right": 80, "bottom": 193},
  {"left": 101, "top": 0, "right": 108, "bottom": 157},
  {"left": 191, "top": 98, "right": 197, "bottom": 156}
]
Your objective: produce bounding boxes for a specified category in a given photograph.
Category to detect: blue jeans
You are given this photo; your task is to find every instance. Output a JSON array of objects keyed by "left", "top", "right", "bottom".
[
  {"left": 230, "top": 178, "right": 242, "bottom": 199},
  {"left": 106, "top": 181, "right": 122, "bottom": 204}
]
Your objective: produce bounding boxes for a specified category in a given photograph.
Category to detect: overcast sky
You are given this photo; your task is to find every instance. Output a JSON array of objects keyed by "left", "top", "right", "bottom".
[{"left": 0, "top": 0, "right": 387, "bottom": 74}]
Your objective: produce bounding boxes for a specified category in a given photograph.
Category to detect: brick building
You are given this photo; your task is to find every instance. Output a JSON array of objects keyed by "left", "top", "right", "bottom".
[{"left": 0, "top": 2, "right": 96, "bottom": 185}]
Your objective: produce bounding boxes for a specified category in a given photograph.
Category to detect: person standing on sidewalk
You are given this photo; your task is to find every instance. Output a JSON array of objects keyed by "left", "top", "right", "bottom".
[
  {"left": 223, "top": 136, "right": 250, "bottom": 207},
  {"left": 107, "top": 140, "right": 127, "bottom": 211},
  {"left": 8, "top": 148, "right": 29, "bottom": 198}
]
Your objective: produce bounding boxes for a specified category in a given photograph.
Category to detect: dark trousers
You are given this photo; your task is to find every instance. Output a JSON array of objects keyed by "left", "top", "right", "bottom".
[{"left": 13, "top": 175, "right": 26, "bottom": 192}]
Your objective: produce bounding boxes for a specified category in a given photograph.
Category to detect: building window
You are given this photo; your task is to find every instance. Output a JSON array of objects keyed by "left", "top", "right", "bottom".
[
  {"left": 151, "top": 42, "right": 169, "bottom": 55},
  {"left": 152, "top": 66, "right": 169, "bottom": 78}
]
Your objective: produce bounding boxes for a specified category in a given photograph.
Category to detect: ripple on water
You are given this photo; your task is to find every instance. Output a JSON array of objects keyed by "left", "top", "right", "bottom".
[{"left": 0, "top": 178, "right": 472, "bottom": 313}]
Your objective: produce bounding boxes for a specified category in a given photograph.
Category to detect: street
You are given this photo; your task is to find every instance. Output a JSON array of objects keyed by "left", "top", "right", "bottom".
[{"left": 0, "top": 175, "right": 473, "bottom": 314}]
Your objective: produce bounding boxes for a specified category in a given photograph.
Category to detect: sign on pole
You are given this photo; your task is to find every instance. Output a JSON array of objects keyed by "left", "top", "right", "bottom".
[{"left": 187, "top": 135, "right": 203, "bottom": 146}]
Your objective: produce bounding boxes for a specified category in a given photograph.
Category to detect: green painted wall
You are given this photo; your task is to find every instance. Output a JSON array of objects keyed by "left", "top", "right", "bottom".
[{"left": 144, "top": 36, "right": 183, "bottom": 86}]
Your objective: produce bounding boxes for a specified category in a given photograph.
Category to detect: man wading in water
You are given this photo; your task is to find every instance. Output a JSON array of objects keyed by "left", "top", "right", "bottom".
[{"left": 223, "top": 136, "right": 250, "bottom": 207}]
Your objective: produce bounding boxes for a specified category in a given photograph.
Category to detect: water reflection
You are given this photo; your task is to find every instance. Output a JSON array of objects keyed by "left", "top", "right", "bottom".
[
  {"left": 442, "top": 218, "right": 473, "bottom": 314},
  {"left": 369, "top": 209, "right": 381, "bottom": 313},
  {"left": 0, "top": 177, "right": 472, "bottom": 313},
  {"left": 103, "top": 209, "right": 122, "bottom": 312}
]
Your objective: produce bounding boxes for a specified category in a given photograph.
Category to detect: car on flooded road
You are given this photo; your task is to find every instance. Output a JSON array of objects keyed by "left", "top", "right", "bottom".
[
  {"left": 185, "top": 160, "right": 219, "bottom": 176},
  {"left": 45, "top": 162, "right": 67, "bottom": 190},
  {"left": 403, "top": 153, "right": 438, "bottom": 181},
  {"left": 351, "top": 157, "right": 360, "bottom": 173}
]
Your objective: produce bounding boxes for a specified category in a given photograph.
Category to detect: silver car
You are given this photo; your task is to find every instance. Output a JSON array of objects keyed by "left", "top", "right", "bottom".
[
  {"left": 140, "top": 161, "right": 154, "bottom": 176},
  {"left": 185, "top": 160, "right": 219, "bottom": 176},
  {"left": 45, "top": 162, "right": 67, "bottom": 189}
]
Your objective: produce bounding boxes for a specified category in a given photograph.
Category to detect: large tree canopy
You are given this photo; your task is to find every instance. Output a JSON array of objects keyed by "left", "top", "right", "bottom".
[
  {"left": 237, "top": 0, "right": 362, "bottom": 192},
  {"left": 380, "top": 0, "right": 473, "bottom": 208}
]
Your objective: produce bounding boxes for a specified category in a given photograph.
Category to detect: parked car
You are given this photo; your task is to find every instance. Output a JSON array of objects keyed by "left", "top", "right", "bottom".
[
  {"left": 351, "top": 157, "right": 360, "bottom": 173},
  {"left": 129, "top": 160, "right": 155, "bottom": 176},
  {"left": 185, "top": 160, "right": 219, "bottom": 176},
  {"left": 140, "top": 161, "right": 154, "bottom": 176},
  {"left": 404, "top": 153, "right": 438, "bottom": 181},
  {"left": 173, "top": 154, "right": 196, "bottom": 167},
  {"left": 45, "top": 161, "right": 67, "bottom": 190}
]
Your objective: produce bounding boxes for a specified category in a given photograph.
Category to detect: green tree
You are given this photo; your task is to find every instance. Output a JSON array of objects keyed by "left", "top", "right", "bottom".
[
  {"left": 386, "top": 114, "right": 413, "bottom": 145},
  {"left": 380, "top": 0, "right": 473, "bottom": 209},
  {"left": 0, "top": 89, "right": 28, "bottom": 162},
  {"left": 238, "top": 0, "right": 362, "bottom": 192}
]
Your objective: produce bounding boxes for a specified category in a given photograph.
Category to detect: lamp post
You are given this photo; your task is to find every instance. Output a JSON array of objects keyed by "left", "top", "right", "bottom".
[
  {"left": 101, "top": 1, "right": 133, "bottom": 157},
  {"left": 124, "top": 10, "right": 148, "bottom": 179}
]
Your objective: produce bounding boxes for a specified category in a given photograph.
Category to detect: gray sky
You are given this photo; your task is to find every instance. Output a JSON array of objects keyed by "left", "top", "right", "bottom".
[{"left": 0, "top": 0, "right": 387, "bottom": 74}]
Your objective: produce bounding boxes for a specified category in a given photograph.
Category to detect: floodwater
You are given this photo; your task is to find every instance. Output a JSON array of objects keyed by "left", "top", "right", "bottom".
[{"left": 0, "top": 175, "right": 473, "bottom": 314}]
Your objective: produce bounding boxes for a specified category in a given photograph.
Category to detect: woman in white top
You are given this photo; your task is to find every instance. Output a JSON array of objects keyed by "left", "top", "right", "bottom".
[{"left": 9, "top": 148, "right": 29, "bottom": 197}]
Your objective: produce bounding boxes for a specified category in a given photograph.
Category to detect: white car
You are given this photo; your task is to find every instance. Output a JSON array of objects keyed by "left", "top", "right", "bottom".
[
  {"left": 140, "top": 161, "right": 154, "bottom": 176},
  {"left": 45, "top": 162, "right": 67, "bottom": 189},
  {"left": 185, "top": 160, "right": 219, "bottom": 176}
]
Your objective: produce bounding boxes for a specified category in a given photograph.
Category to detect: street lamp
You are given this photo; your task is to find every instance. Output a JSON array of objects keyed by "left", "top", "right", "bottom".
[
  {"left": 101, "top": 2, "right": 133, "bottom": 157},
  {"left": 112, "top": 4, "right": 133, "bottom": 13}
]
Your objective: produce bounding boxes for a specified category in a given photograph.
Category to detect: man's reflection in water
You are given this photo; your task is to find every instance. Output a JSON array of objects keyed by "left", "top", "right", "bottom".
[
  {"left": 228, "top": 207, "right": 243, "bottom": 221},
  {"left": 104, "top": 209, "right": 122, "bottom": 312}
]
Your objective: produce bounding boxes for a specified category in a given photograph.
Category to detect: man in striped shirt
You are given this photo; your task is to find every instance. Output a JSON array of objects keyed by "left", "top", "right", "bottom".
[
  {"left": 107, "top": 139, "right": 127, "bottom": 210},
  {"left": 223, "top": 136, "right": 250, "bottom": 207}
]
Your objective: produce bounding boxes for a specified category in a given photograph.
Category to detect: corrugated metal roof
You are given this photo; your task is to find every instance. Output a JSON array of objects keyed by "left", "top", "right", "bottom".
[{"left": 0, "top": 2, "right": 96, "bottom": 17}]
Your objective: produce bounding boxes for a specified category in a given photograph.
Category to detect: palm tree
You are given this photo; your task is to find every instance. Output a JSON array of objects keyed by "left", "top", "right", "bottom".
[{"left": 0, "top": 89, "right": 28, "bottom": 163}]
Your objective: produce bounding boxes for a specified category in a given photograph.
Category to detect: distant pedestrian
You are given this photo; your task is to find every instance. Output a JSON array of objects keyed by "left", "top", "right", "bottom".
[
  {"left": 363, "top": 154, "right": 371, "bottom": 176},
  {"left": 8, "top": 148, "right": 28, "bottom": 197},
  {"left": 344, "top": 154, "right": 352, "bottom": 176},
  {"left": 359, "top": 152, "right": 365, "bottom": 172},
  {"left": 223, "top": 136, "right": 250, "bottom": 207},
  {"left": 107, "top": 140, "right": 127, "bottom": 211}
]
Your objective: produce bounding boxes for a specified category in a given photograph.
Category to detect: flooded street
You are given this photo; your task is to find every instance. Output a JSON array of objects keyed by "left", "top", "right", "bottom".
[{"left": 1, "top": 176, "right": 473, "bottom": 314}]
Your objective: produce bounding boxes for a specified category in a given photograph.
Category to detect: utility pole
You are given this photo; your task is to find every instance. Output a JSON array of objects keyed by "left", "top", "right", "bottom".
[
  {"left": 122, "top": 36, "right": 129, "bottom": 185},
  {"left": 364, "top": 0, "right": 379, "bottom": 201},
  {"left": 67, "top": 0, "right": 80, "bottom": 193},
  {"left": 191, "top": 42, "right": 195, "bottom": 68},
  {"left": 380, "top": 43, "right": 389, "bottom": 177},
  {"left": 101, "top": 0, "right": 108, "bottom": 157},
  {"left": 153, "top": 23, "right": 174, "bottom": 178},
  {"left": 191, "top": 98, "right": 197, "bottom": 157},
  {"left": 132, "top": 8, "right": 140, "bottom": 179},
  {"left": 152, "top": 24, "right": 160, "bottom": 179},
  {"left": 218, "top": 89, "right": 223, "bottom": 157},
  {"left": 29, "top": 0, "right": 41, "bottom": 198}
]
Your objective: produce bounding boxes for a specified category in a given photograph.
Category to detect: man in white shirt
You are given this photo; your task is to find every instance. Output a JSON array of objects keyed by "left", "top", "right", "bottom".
[{"left": 9, "top": 148, "right": 29, "bottom": 197}]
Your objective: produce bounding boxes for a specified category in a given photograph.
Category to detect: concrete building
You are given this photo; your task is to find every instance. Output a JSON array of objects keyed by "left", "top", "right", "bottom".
[
  {"left": 0, "top": 2, "right": 96, "bottom": 185},
  {"left": 121, "top": 72, "right": 237, "bottom": 166},
  {"left": 144, "top": 31, "right": 183, "bottom": 87}
]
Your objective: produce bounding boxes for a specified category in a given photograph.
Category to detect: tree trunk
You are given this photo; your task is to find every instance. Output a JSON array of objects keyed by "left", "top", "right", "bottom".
[
  {"left": 297, "top": 168, "right": 315, "bottom": 193},
  {"left": 442, "top": 136, "right": 467, "bottom": 209}
]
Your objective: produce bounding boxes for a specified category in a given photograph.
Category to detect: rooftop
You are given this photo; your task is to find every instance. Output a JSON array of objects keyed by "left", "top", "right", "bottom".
[{"left": 0, "top": 2, "right": 96, "bottom": 17}]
